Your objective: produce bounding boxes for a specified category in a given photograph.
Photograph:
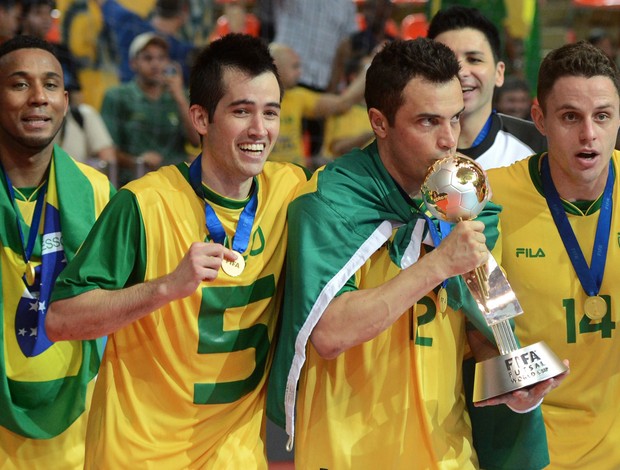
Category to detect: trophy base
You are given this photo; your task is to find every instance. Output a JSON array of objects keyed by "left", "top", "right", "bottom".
[{"left": 473, "top": 341, "right": 567, "bottom": 403}]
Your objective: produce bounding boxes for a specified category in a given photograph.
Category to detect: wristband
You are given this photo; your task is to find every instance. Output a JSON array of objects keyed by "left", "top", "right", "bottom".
[{"left": 507, "top": 398, "right": 543, "bottom": 414}]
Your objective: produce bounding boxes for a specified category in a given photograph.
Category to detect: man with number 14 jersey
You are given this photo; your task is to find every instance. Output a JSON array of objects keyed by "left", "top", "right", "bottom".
[{"left": 487, "top": 41, "right": 620, "bottom": 468}]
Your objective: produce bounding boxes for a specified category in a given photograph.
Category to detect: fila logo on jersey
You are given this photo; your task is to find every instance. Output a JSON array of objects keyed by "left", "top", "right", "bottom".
[{"left": 515, "top": 248, "right": 545, "bottom": 258}]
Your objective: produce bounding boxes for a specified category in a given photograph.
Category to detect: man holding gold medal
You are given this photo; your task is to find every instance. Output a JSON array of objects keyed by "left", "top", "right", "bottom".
[
  {"left": 46, "top": 34, "right": 308, "bottom": 468},
  {"left": 0, "top": 36, "right": 114, "bottom": 468},
  {"left": 487, "top": 41, "right": 620, "bottom": 468}
]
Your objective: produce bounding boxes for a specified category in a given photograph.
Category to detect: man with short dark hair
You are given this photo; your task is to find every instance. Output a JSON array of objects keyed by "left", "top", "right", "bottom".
[
  {"left": 0, "top": 35, "right": 114, "bottom": 469},
  {"left": 268, "top": 37, "right": 562, "bottom": 469},
  {"left": 487, "top": 40, "right": 620, "bottom": 469},
  {"left": 428, "top": 6, "right": 546, "bottom": 169},
  {"left": 47, "top": 34, "right": 308, "bottom": 468}
]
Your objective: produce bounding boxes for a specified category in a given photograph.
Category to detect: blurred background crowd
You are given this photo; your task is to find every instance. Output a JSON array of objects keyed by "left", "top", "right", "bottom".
[
  {"left": 0, "top": 1, "right": 618, "bottom": 467},
  {"left": 0, "top": 0, "right": 617, "bottom": 186}
]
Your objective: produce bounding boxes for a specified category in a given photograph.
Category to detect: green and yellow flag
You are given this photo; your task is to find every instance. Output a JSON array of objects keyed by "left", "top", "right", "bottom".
[
  {"left": 267, "top": 141, "right": 549, "bottom": 469},
  {"left": 0, "top": 146, "right": 113, "bottom": 439}
]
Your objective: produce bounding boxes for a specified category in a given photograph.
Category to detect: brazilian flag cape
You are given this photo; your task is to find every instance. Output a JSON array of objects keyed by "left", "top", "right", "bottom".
[
  {"left": 0, "top": 145, "right": 110, "bottom": 439},
  {"left": 267, "top": 141, "right": 549, "bottom": 469}
]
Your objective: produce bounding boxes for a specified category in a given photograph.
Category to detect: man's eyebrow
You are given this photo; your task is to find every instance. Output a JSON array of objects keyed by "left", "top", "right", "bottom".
[
  {"left": 555, "top": 102, "right": 616, "bottom": 112},
  {"left": 417, "top": 112, "right": 441, "bottom": 119},
  {"left": 463, "top": 49, "right": 485, "bottom": 56},
  {"left": 228, "top": 99, "right": 281, "bottom": 109},
  {"left": 415, "top": 105, "right": 464, "bottom": 120},
  {"left": 228, "top": 98, "right": 254, "bottom": 107},
  {"left": 8, "top": 70, "right": 63, "bottom": 80}
]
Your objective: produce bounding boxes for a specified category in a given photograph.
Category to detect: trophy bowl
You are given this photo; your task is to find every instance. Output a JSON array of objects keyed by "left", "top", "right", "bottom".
[{"left": 421, "top": 153, "right": 491, "bottom": 222}]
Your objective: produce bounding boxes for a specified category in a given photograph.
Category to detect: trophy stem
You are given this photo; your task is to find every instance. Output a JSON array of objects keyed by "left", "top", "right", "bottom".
[
  {"left": 491, "top": 320, "right": 519, "bottom": 355},
  {"left": 474, "top": 265, "right": 489, "bottom": 298}
]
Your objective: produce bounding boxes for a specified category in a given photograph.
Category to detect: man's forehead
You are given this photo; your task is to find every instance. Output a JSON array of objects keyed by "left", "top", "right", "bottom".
[
  {"left": 1, "top": 47, "right": 60, "bottom": 66},
  {"left": 0, "top": 50, "right": 61, "bottom": 81},
  {"left": 403, "top": 77, "right": 462, "bottom": 112},
  {"left": 408, "top": 74, "right": 461, "bottom": 93},
  {"left": 219, "top": 70, "right": 280, "bottom": 102},
  {"left": 436, "top": 29, "right": 493, "bottom": 53}
]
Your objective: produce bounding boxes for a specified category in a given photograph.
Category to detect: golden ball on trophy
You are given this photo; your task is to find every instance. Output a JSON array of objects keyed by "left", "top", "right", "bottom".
[{"left": 420, "top": 153, "right": 491, "bottom": 222}]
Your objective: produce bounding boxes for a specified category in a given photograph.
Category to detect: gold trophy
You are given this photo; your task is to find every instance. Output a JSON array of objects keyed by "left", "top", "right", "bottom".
[{"left": 421, "top": 153, "right": 567, "bottom": 402}]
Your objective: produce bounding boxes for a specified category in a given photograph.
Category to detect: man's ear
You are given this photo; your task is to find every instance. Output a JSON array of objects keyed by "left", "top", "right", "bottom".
[
  {"left": 368, "top": 108, "right": 387, "bottom": 138},
  {"left": 495, "top": 60, "right": 506, "bottom": 88},
  {"left": 530, "top": 103, "right": 546, "bottom": 136},
  {"left": 189, "top": 104, "right": 209, "bottom": 136}
]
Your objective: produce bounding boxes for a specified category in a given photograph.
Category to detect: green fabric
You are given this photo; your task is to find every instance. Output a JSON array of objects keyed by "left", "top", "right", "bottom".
[
  {"left": 101, "top": 81, "right": 190, "bottom": 184},
  {"left": 464, "top": 357, "right": 550, "bottom": 470},
  {"left": 0, "top": 146, "right": 106, "bottom": 439},
  {"left": 52, "top": 189, "right": 147, "bottom": 300},
  {"left": 267, "top": 142, "right": 548, "bottom": 469},
  {"left": 524, "top": 5, "right": 541, "bottom": 98}
]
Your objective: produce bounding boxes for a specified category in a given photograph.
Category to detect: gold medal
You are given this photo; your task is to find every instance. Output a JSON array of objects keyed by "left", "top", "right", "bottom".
[
  {"left": 25, "top": 262, "right": 36, "bottom": 286},
  {"left": 438, "top": 286, "right": 448, "bottom": 314},
  {"left": 221, "top": 250, "right": 245, "bottom": 277},
  {"left": 584, "top": 295, "right": 607, "bottom": 321}
]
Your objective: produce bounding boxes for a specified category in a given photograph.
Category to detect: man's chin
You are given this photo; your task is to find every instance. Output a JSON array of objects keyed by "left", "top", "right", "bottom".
[{"left": 18, "top": 135, "right": 56, "bottom": 152}]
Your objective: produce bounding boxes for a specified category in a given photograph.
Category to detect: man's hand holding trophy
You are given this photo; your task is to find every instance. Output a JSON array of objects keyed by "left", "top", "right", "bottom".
[{"left": 421, "top": 153, "right": 568, "bottom": 409}]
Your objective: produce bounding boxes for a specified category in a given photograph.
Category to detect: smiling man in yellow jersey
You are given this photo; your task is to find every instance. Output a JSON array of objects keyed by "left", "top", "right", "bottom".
[
  {"left": 0, "top": 36, "right": 114, "bottom": 469},
  {"left": 487, "top": 41, "right": 620, "bottom": 468},
  {"left": 46, "top": 34, "right": 308, "bottom": 469}
]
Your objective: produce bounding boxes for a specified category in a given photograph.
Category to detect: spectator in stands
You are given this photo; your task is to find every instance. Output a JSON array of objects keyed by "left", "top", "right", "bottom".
[
  {"left": 322, "top": 56, "right": 374, "bottom": 159},
  {"left": 19, "top": 0, "right": 85, "bottom": 106},
  {"left": 588, "top": 27, "right": 618, "bottom": 65},
  {"left": 18, "top": 0, "right": 53, "bottom": 37},
  {"left": 273, "top": 0, "right": 358, "bottom": 156},
  {"left": 60, "top": 0, "right": 119, "bottom": 110},
  {"left": 101, "top": 32, "right": 198, "bottom": 185},
  {"left": 184, "top": 0, "right": 215, "bottom": 45},
  {"left": 209, "top": 0, "right": 259, "bottom": 42},
  {"left": 98, "top": 0, "right": 196, "bottom": 83},
  {"left": 328, "top": 0, "right": 395, "bottom": 93},
  {"left": 0, "top": 0, "right": 20, "bottom": 43},
  {"left": 56, "top": 80, "right": 118, "bottom": 186},
  {"left": 269, "top": 42, "right": 366, "bottom": 168},
  {"left": 494, "top": 75, "right": 533, "bottom": 121},
  {"left": 255, "top": 0, "right": 275, "bottom": 42}
]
